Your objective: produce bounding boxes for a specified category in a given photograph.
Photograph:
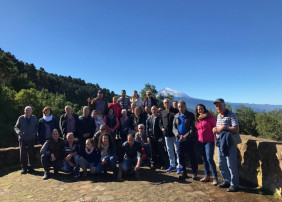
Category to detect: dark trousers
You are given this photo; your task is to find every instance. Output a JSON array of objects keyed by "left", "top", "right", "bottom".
[
  {"left": 177, "top": 139, "right": 198, "bottom": 174},
  {"left": 150, "top": 139, "right": 165, "bottom": 167},
  {"left": 41, "top": 154, "right": 63, "bottom": 173},
  {"left": 19, "top": 139, "right": 35, "bottom": 170}
]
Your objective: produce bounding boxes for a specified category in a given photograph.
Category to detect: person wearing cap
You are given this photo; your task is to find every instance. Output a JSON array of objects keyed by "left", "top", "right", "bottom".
[
  {"left": 87, "top": 90, "right": 108, "bottom": 119},
  {"left": 118, "top": 90, "right": 131, "bottom": 110},
  {"left": 212, "top": 98, "right": 241, "bottom": 192}
]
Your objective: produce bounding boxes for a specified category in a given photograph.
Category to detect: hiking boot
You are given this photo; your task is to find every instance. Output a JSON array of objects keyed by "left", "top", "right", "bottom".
[
  {"left": 166, "top": 166, "right": 176, "bottom": 172},
  {"left": 21, "top": 169, "right": 27, "bottom": 174},
  {"left": 200, "top": 176, "right": 210, "bottom": 182}
]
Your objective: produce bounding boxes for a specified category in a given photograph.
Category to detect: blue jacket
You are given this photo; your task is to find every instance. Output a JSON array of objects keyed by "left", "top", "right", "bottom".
[{"left": 216, "top": 131, "right": 232, "bottom": 156}]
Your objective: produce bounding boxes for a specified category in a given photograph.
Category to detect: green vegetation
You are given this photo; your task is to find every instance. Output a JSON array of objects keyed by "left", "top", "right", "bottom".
[{"left": 0, "top": 48, "right": 115, "bottom": 147}]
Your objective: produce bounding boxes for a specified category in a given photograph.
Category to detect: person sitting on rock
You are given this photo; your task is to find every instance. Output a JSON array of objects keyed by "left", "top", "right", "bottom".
[
  {"left": 118, "top": 134, "right": 142, "bottom": 180},
  {"left": 78, "top": 138, "right": 101, "bottom": 177},
  {"left": 63, "top": 132, "right": 80, "bottom": 177},
  {"left": 40, "top": 129, "right": 64, "bottom": 180}
]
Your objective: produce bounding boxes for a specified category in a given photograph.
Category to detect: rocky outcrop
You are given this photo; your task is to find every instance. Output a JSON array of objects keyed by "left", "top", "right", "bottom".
[{"left": 215, "top": 135, "right": 282, "bottom": 197}]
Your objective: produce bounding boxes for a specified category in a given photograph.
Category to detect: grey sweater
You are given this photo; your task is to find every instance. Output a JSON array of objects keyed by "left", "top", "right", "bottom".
[{"left": 14, "top": 115, "right": 39, "bottom": 141}]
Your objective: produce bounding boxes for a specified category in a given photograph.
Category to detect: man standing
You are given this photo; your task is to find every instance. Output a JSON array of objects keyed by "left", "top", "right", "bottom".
[
  {"left": 213, "top": 98, "right": 241, "bottom": 192},
  {"left": 173, "top": 101, "right": 198, "bottom": 180},
  {"left": 118, "top": 134, "right": 142, "bottom": 180},
  {"left": 87, "top": 90, "right": 108, "bottom": 119},
  {"left": 14, "top": 106, "right": 39, "bottom": 174},
  {"left": 59, "top": 105, "right": 79, "bottom": 139},
  {"left": 160, "top": 99, "right": 181, "bottom": 173},
  {"left": 146, "top": 105, "right": 165, "bottom": 170},
  {"left": 143, "top": 91, "right": 158, "bottom": 109},
  {"left": 118, "top": 90, "right": 131, "bottom": 110}
]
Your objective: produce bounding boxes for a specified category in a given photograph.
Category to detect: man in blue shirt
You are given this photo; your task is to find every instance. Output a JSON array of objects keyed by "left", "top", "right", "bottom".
[{"left": 173, "top": 101, "right": 198, "bottom": 181}]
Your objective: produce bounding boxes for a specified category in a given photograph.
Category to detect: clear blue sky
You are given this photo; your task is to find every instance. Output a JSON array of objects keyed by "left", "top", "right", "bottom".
[{"left": 1, "top": 0, "right": 282, "bottom": 105}]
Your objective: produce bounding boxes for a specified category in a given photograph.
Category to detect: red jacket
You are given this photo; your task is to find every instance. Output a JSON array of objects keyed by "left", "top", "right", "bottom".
[
  {"left": 108, "top": 103, "right": 122, "bottom": 119},
  {"left": 196, "top": 113, "right": 216, "bottom": 143}
]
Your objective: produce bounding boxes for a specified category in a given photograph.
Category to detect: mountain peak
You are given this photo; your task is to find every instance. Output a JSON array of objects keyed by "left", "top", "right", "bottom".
[{"left": 157, "top": 87, "right": 191, "bottom": 98}]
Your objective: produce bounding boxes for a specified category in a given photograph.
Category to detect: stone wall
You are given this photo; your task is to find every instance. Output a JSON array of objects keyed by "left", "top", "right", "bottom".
[
  {"left": 1, "top": 136, "right": 282, "bottom": 196},
  {"left": 215, "top": 135, "right": 282, "bottom": 197},
  {"left": 0, "top": 145, "right": 41, "bottom": 169}
]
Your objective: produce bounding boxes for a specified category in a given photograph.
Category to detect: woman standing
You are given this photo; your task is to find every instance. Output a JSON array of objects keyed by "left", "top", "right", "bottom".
[
  {"left": 195, "top": 104, "right": 218, "bottom": 185},
  {"left": 103, "top": 108, "right": 120, "bottom": 143},
  {"left": 38, "top": 106, "right": 59, "bottom": 145},
  {"left": 130, "top": 90, "right": 143, "bottom": 107}
]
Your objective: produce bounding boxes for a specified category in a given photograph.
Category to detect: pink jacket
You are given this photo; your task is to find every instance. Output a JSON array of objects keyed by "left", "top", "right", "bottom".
[{"left": 196, "top": 113, "right": 216, "bottom": 143}]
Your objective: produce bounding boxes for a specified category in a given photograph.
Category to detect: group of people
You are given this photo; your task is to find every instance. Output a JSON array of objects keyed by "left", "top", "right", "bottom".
[{"left": 14, "top": 89, "right": 241, "bottom": 192}]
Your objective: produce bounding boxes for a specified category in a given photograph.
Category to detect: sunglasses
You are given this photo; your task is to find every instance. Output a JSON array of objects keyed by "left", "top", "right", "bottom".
[
  {"left": 101, "top": 128, "right": 106, "bottom": 130},
  {"left": 138, "top": 128, "right": 144, "bottom": 129}
]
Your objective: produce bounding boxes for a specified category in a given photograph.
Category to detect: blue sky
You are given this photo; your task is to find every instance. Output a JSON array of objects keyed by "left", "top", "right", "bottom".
[{"left": 1, "top": 0, "right": 282, "bottom": 105}]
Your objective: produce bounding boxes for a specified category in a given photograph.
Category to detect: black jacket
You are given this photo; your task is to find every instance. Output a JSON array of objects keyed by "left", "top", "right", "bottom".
[
  {"left": 159, "top": 108, "right": 178, "bottom": 138},
  {"left": 77, "top": 115, "right": 96, "bottom": 140},
  {"left": 146, "top": 115, "right": 163, "bottom": 140},
  {"left": 59, "top": 113, "right": 79, "bottom": 138},
  {"left": 143, "top": 97, "right": 158, "bottom": 108}
]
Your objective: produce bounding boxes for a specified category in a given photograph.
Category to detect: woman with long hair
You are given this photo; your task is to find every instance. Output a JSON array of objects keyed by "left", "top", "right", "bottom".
[
  {"left": 96, "top": 133, "right": 117, "bottom": 178},
  {"left": 195, "top": 104, "right": 218, "bottom": 185}
]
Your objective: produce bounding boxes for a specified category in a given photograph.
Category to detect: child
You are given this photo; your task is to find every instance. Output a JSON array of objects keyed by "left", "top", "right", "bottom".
[{"left": 78, "top": 138, "right": 101, "bottom": 177}]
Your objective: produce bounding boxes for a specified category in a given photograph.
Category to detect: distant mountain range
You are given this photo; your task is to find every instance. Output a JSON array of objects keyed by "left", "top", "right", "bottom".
[{"left": 157, "top": 88, "right": 282, "bottom": 112}]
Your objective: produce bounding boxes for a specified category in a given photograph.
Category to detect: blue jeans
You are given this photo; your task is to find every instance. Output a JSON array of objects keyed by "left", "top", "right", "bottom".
[
  {"left": 121, "top": 157, "right": 139, "bottom": 175},
  {"left": 78, "top": 158, "right": 96, "bottom": 174},
  {"left": 96, "top": 156, "right": 117, "bottom": 175},
  {"left": 63, "top": 154, "right": 80, "bottom": 175},
  {"left": 218, "top": 145, "right": 239, "bottom": 186},
  {"left": 199, "top": 142, "right": 217, "bottom": 178},
  {"left": 165, "top": 136, "right": 180, "bottom": 168}
]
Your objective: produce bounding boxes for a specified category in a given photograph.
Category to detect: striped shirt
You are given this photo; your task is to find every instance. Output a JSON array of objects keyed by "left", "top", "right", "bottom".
[{"left": 216, "top": 109, "right": 239, "bottom": 138}]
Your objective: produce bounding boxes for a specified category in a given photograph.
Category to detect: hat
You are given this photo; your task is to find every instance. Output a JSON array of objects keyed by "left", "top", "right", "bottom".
[
  {"left": 214, "top": 98, "right": 225, "bottom": 104},
  {"left": 98, "top": 90, "right": 103, "bottom": 93}
]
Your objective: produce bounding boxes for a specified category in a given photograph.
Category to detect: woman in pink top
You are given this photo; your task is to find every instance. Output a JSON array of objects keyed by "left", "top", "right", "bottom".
[{"left": 195, "top": 104, "right": 218, "bottom": 185}]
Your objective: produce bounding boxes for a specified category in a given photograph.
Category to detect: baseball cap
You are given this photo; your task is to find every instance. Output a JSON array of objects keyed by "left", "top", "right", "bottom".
[
  {"left": 214, "top": 98, "right": 225, "bottom": 104},
  {"left": 98, "top": 90, "right": 103, "bottom": 93}
]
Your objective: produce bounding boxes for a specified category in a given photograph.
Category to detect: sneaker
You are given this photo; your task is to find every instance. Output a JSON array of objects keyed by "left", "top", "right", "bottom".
[
  {"left": 176, "top": 168, "right": 181, "bottom": 174},
  {"left": 227, "top": 185, "right": 239, "bottom": 192},
  {"left": 74, "top": 172, "right": 80, "bottom": 178},
  {"left": 43, "top": 172, "right": 49, "bottom": 180},
  {"left": 218, "top": 181, "right": 230, "bottom": 188},
  {"left": 21, "top": 169, "right": 27, "bottom": 174},
  {"left": 191, "top": 173, "right": 197, "bottom": 180},
  {"left": 166, "top": 166, "right": 176, "bottom": 172},
  {"left": 200, "top": 176, "right": 210, "bottom": 182}
]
